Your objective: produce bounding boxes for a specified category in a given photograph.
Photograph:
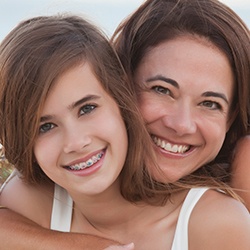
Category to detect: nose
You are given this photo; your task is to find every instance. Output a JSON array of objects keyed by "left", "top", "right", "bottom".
[
  {"left": 63, "top": 125, "right": 92, "bottom": 154},
  {"left": 162, "top": 106, "right": 197, "bottom": 136}
]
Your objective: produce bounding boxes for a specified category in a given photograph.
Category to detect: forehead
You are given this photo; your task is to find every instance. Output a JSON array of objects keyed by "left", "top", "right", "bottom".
[
  {"left": 135, "top": 35, "right": 234, "bottom": 99},
  {"left": 42, "top": 63, "right": 108, "bottom": 110},
  {"left": 144, "top": 34, "right": 226, "bottom": 62},
  {"left": 139, "top": 35, "right": 232, "bottom": 77}
]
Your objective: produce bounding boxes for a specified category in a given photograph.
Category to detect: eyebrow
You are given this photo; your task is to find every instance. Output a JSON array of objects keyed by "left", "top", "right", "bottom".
[
  {"left": 68, "top": 94, "right": 100, "bottom": 110},
  {"left": 146, "top": 75, "right": 179, "bottom": 88},
  {"left": 146, "top": 75, "right": 229, "bottom": 104},
  {"left": 40, "top": 94, "right": 100, "bottom": 123},
  {"left": 202, "top": 91, "right": 229, "bottom": 104}
]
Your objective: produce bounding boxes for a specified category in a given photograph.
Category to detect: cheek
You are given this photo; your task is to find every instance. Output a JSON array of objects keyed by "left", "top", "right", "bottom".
[
  {"left": 114, "top": 119, "right": 128, "bottom": 151},
  {"left": 138, "top": 93, "right": 161, "bottom": 122},
  {"left": 99, "top": 109, "right": 128, "bottom": 152},
  {"left": 33, "top": 141, "right": 43, "bottom": 164},
  {"left": 201, "top": 120, "right": 227, "bottom": 152},
  {"left": 33, "top": 138, "right": 58, "bottom": 170},
  {"left": 102, "top": 114, "right": 128, "bottom": 172}
]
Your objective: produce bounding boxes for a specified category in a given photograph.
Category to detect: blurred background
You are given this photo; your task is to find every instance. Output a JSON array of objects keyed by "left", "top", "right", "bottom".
[
  {"left": 0, "top": 0, "right": 249, "bottom": 185},
  {"left": 0, "top": 0, "right": 249, "bottom": 41}
]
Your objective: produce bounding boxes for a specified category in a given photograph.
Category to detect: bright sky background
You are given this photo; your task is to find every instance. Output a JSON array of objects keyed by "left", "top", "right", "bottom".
[{"left": 0, "top": 0, "right": 249, "bottom": 42}]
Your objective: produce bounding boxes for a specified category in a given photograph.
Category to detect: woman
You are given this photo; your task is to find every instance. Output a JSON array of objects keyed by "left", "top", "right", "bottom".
[
  {"left": 113, "top": 0, "right": 250, "bottom": 183},
  {"left": 1, "top": 0, "right": 250, "bottom": 249},
  {"left": 112, "top": 0, "right": 250, "bottom": 213}
]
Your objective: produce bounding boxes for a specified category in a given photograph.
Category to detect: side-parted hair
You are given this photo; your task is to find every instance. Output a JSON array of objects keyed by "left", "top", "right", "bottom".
[
  {"left": 0, "top": 14, "right": 163, "bottom": 203},
  {"left": 112, "top": 0, "right": 250, "bottom": 189}
]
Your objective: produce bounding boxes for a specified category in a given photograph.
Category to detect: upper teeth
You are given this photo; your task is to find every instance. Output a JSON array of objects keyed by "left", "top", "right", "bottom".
[
  {"left": 152, "top": 136, "right": 189, "bottom": 153},
  {"left": 68, "top": 152, "right": 104, "bottom": 171}
]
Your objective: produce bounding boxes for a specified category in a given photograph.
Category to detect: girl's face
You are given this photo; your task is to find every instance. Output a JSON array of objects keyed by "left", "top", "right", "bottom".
[
  {"left": 34, "top": 63, "right": 128, "bottom": 197},
  {"left": 134, "top": 36, "right": 234, "bottom": 182}
]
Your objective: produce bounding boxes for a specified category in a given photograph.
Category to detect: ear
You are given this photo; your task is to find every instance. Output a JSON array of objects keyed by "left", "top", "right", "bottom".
[{"left": 226, "top": 106, "right": 238, "bottom": 132}]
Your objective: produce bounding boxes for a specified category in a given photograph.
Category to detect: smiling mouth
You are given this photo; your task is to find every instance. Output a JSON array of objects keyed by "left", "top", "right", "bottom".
[
  {"left": 66, "top": 151, "right": 104, "bottom": 171},
  {"left": 152, "top": 136, "right": 190, "bottom": 154}
]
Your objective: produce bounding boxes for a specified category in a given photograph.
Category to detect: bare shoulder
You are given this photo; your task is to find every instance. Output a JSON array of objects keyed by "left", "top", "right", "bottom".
[
  {"left": 236, "top": 135, "right": 250, "bottom": 148},
  {"left": 232, "top": 135, "right": 250, "bottom": 169},
  {"left": 231, "top": 135, "right": 250, "bottom": 212},
  {"left": 0, "top": 170, "right": 53, "bottom": 227},
  {"left": 189, "top": 189, "right": 250, "bottom": 250}
]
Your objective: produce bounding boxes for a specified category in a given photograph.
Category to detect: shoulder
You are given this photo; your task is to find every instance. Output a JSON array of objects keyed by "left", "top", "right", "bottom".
[
  {"left": 188, "top": 189, "right": 250, "bottom": 250},
  {"left": 0, "top": 170, "right": 54, "bottom": 227},
  {"left": 231, "top": 135, "right": 250, "bottom": 211},
  {"left": 232, "top": 135, "right": 250, "bottom": 168},
  {"left": 231, "top": 135, "right": 250, "bottom": 174},
  {"left": 236, "top": 135, "right": 250, "bottom": 148}
]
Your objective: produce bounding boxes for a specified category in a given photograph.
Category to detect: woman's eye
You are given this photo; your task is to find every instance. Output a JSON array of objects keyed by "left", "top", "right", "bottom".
[
  {"left": 152, "top": 86, "right": 170, "bottom": 95},
  {"left": 79, "top": 104, "right": 96, "bottom": 116},
  {"left": 201, "top": 101, "right": 222, "bottom": 110},
  {"left": 39, "top": 123, "right": 55, "bottom": 134}
]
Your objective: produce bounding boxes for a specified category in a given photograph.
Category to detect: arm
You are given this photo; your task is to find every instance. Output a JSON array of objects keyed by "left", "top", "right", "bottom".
[
  {"left": 231, "top": 136, "right": 250, "bottom": 212},
  {"left": 0, "top": 174, "right": 134, "bottom": 250},
  {"left": 0, "top": 208, "right": 132, "bottom": 250}
]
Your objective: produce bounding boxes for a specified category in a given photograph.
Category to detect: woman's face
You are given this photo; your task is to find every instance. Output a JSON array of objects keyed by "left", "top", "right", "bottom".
[
  {"left": 134, "top": 35, "right": 234, "bottom": 182},
  {"left": 34, "top": 63, "right": 128, "bottom": 197}
]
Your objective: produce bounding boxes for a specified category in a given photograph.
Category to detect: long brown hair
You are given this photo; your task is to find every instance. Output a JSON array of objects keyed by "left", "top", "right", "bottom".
[
  {"left": 112, "top": 0, "right": 250, "bottom": 193},
  {"left": 0, "top": 14, "right": 161, "bottom": 203}
]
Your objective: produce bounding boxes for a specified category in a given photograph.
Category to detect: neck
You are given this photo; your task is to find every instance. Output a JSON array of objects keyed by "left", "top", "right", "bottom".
[
  {"left": 67, "top": 178, "right": 142, "bottom": 229},
  {"left": 69, "top": 184, "right": 189, "bottom": 246},
  {"left": 73, "top": 188, "right": 146, "bottom": 228}
]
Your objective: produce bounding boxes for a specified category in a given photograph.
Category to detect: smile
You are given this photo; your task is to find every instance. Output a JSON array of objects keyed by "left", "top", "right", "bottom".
[
  {"left": 152, "top": 136, "right": 190, "bottom": 154},
  {"left": 67, "top": 151, "right": 104, "bottom": 171}
]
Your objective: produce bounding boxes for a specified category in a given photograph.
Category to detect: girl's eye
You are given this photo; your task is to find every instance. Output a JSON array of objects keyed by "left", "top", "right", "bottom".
[
  {"left": 79, "top": 104, "right": 97, "bottom": 116},
  {"left": 152, "top": 85, "right": 171, "bottom": 95},
  {"left": 201, "top": 101, "right": 222, "bottom": 110},
  {"left": 39, "top": 123, "right": 55, "bottom": 134}
]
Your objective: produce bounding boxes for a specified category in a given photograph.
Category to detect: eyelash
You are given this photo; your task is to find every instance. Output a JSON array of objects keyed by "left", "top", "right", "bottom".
[
  {"left": 151, "top": 85, "right": 171, "bottom": 95},
  {"left": 200, "top": 100, "right": 222, "bottom": 110},
  {"left": 39, "top": 123, "right": 56, "bottom": 134},
  {"left": 151, "top": 85, "right": 223, "bottom": 111},
  {"left": 79, "top": 103, "right": 97, "bottom": 116},
  {"left": 38, "top": 104, "right": 97, "bottom": 134}
]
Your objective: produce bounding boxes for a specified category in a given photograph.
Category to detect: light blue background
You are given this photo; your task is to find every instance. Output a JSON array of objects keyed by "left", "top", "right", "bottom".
[{"left": 0, "top": 0, "right": 249, "bottom": 42}]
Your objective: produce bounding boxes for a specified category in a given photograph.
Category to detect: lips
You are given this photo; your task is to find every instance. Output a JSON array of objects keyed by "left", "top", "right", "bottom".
[
  {"left": 152, "top": 136, "right": 190, "bottom": 154},
  {"left": 65, "top": 151, "right": 104, "bottom": 171}
]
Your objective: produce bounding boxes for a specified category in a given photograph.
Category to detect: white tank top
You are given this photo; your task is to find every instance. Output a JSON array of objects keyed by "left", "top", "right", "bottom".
[
  {"left": 50, "top": 184, "right": 73, "bottom": 231},
  {"left": 171, "top": 187, "right": 208, "bottom": 249},
  {"left": 50, "top": 184, "right": 208, "bottom": 249}
]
